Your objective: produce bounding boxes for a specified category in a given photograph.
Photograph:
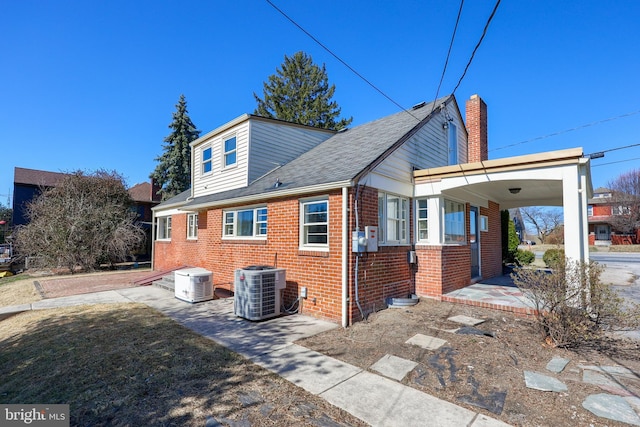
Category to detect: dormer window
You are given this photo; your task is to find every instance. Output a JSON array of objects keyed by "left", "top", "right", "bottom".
[
  {"left": 202, "top": 147, "right": 212, "bottom": 174},
  {"left": 224, "top": 136, "right": 237, "bottom": 167}
]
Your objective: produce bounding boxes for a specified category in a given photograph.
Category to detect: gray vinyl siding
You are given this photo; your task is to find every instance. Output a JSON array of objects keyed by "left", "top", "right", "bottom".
[{"left": 247, "top": 121, "right": 333, "bottom": 184}]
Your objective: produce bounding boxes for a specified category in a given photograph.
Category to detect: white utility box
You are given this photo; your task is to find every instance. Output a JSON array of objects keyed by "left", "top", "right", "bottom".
[
  {"left": 174, "top": 267, "right": 213, "bottom": 303},
  {"left": 234, "top": 266, "right": 286, "bottom": 321}
]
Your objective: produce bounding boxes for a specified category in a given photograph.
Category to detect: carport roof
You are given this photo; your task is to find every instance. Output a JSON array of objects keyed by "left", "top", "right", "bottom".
[{"left": 413, "top": 147, "right": 593, "bottom": 209}]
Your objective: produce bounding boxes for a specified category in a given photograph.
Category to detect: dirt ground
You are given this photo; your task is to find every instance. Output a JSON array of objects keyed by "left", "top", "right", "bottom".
[
  {"left": 3, "top": 271, "right": 640, "bottom": 426},
  {"left": 297, "top": 299, "right": 640, "bottom": 427}
]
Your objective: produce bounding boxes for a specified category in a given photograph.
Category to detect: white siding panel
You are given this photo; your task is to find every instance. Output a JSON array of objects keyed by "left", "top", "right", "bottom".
[
  {"left": 248, "top": 121, "right": 333, "bottom": 183},
  {"left": 373, "top": 118, "right": 455, "bottom": 182},
  {"left": 374, "top": 103, "right": 469, "bottom": 184},
  {"left": 192, "top": 121, "right": 251, "bottom": 198}
]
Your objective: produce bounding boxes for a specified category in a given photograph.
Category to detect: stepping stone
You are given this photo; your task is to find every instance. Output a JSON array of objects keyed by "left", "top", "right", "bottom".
[
  {"left": 583, "top": 394, "right": 640, "bottom": 426},
  {"left": 579, "top": 364, "right": 640, "bottom": 380},
  {"left": 370, "top": 354, "right": 418, "bottom": 381},
  {"left": 405, "top": 333, "right": 447, "bottom": 350},
  {"left": 524, "top": 371, "right": 567, "bottom": 392},
  {"left": 546, "top": 356, "right": 570, "bottom": 373},
  {"left": 583, "top": 371, "right": 634, "bottom": 397},
  {"left": 447, "top": 315, "right": 485, "bottom": 326},
  {"left": 625, "top": 396, "right": 640, "bottom": 413}
]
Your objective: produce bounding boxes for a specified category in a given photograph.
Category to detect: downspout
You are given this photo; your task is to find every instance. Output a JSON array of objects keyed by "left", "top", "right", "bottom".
[{"left": 341, "top": 186, "right": 349, "bottom": 328}]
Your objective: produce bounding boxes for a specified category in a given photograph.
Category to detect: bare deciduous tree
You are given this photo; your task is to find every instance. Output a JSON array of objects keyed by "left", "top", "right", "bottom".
[
  {"left": 14, "top": 170, "right": 145, "bottom": 273},
  {"left": 607, "top": 168, "right": 640, "bottom": 235},
  {"left": 520, "top": 207, "right": 563, "bottom": 244}
]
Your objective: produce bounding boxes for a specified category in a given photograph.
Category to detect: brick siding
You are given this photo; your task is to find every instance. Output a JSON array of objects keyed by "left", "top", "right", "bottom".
[{"left": 154, "top": 187, "right": 414, "bottom": 324}]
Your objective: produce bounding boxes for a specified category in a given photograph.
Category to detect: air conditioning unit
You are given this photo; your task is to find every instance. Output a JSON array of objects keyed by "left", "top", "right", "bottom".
[
  {"left": 234, "top": 266, "right": 286, "bottom": 321},
  {"left": 174, "top": 267, "right": 213, "bottom": 303}
]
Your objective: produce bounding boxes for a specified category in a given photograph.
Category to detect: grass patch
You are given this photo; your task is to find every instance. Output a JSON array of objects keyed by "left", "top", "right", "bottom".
[
  {"left": 0, "top": 275, "right": 40, "bottom": 306},
  {"left": 609, "top": 244, "right": 640, "bottom": 253},
  {"left": 0, "top": 304, "right": 361, "bottom": 426}
]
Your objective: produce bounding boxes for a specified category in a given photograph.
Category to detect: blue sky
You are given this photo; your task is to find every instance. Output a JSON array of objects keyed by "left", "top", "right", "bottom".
[{"left": 2, "top": 0, "right": 639, "bottom": 206}]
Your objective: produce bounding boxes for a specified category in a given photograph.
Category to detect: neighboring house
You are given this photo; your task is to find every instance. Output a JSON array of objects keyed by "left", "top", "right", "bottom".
[
  {"left": 152, "top": 94, "right": 593, "bottom": 326},
  {"left": 12, "top": 167, "right": 160, "bottom": 259},
  {"left": 588, "top": 187, "right": 639, "bottom": 245}
]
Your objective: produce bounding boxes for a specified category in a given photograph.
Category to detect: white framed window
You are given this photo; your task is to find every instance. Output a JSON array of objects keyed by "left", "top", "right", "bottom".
[
  {"left": 202, "top": 146, "right": 212, "bottom": 174},
  {"left": 378, "top": 192, "right": 409, "bottom": 245},
  {"left": 187, "top": 213, "right": 198, "bottom": 239},
  {"left": 587, "top": 205, "right": 593, "bottom": 217},
  {"left": 448, "top": 122, "right": 458, "bottom": 165},
  {"left": 157, "top": 216, "right": 172, "bottom": 240},
  {"left": 300, "top": 199, "right": 328, "bottom": 248},
  {"left": 223, "top": 135, "right": 237, "bottom": 168},
  {"left": 444, "top": 199, "right": 465, "bottom": 244},
  {"left": 613, "top": 205, "right": 630, "bottom": 215},
  {"left": 223, "top": 206, "right": 267, "bottom": 238},
  {"left": 480, "top": 215, "right": 488, "bottom": 232},
  {"left": 416, "top": 199, "right": 428, "bottom": 241}
]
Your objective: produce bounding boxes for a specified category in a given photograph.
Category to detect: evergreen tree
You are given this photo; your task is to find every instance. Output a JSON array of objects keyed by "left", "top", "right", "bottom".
[
  {"left": 151, "top": 95, "right": 200, "bottom": 200},
  {"left": 253, "top": 51, "right": 353, "bottom": 130}
]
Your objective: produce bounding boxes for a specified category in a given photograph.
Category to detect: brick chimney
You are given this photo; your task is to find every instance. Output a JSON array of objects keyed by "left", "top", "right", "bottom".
[
  {"left": 150, "top": 178, "right": 162, "bottom": 202},
  {"left": 466, "top": 94, "right": 488, "bottom": 162}
]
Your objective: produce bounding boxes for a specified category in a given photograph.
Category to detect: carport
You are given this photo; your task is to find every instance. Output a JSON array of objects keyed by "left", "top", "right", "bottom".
[{"left": 414, "top": 147, "right": 593, "bottom": 266}]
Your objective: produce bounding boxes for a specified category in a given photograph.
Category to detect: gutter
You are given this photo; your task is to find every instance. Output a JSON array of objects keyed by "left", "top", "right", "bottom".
[{"left": 182, "top": 180, "right": 353, "bottom": 211}]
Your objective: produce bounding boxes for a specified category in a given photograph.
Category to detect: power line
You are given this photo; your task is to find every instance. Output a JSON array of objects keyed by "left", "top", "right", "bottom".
[
  {"left": 450, "top": 0, "right": 501, "bottom": 95},
  {"left": 431, "top": 0, "right": 465, "bottom": 111},
  {"left": 265, "top": 0, "right": 420, "bottom": 121},
  {"left": 592, "top": 156, "right": 640, "bottom": 168},
  {"left": 588, "top": 142, "right": 640, "bottom": 162},
  {"left": 598, "top": 142, "right": 640, "bottom": 155},
  {"left": 491, "top": 109, "right": 640, "bottom": 152}
]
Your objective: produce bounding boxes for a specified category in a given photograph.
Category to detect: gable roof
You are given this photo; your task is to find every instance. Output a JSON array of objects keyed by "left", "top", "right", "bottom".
[
  {"left": 14, "top": 167, "right": 67, "bottom": 187},
  {"left": 129, "top": 182, "right": 161, "bottom": 203},
  {"left": 14, "top": 167, "right": 157, "bottom": 203},
  {"left": 163, "top": 95, "right": 454, "bottom": 211}
]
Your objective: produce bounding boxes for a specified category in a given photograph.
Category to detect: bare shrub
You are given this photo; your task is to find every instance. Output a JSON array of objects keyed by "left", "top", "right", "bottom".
[
  {"left": 14, "top": 170, "right": 145, "bottom": 273},
  {"left": 512, "top": 258, "right": 640, "bottom": 347}
]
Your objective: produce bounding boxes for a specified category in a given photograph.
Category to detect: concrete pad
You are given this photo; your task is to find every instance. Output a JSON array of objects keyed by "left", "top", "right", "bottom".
[
  {"left": 0, "top": 304, "right": 32, "bottom": 320},
  {"left": 546, "top": 356, "right": 570, "bottom": 373},
  {"left": 448, "top": 315, "right": 485, "bottom": 326},
  {"left": 251, "top": 343, "right": 362, "bottom": 395},
  {"left": 470, "top": 414, "right": 513, "bottom": 427},
  {"left": 582, "top": 394, "right": 640, "bottom": 426},
  {"left": 405, "top": 333, "right": 447, "bottom": 350},
  {"left": 524, "top": 371, "right": 568, "bottom": 392},
  {"left": 370, "top": 354, "right": 418, "bottom": 381},
  {"left": 31, "top": 290, "right": 131, "bottom": 309},
  {"left": 321, "top": 370, "right": 482, "bottom": 427}
]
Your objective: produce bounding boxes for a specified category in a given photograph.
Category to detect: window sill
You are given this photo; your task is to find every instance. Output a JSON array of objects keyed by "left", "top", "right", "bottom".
[
  {"left": 222, "top": 238, "right": 267, "bottom": 245},
  {"left": 298, "top": 248, "right": 330, "bottom": 257}
]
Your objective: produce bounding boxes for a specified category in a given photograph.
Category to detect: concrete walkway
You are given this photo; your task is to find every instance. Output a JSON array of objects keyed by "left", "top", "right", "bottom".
[{"left": 0, "top": 287, "right": 511, "bottom": 427}]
